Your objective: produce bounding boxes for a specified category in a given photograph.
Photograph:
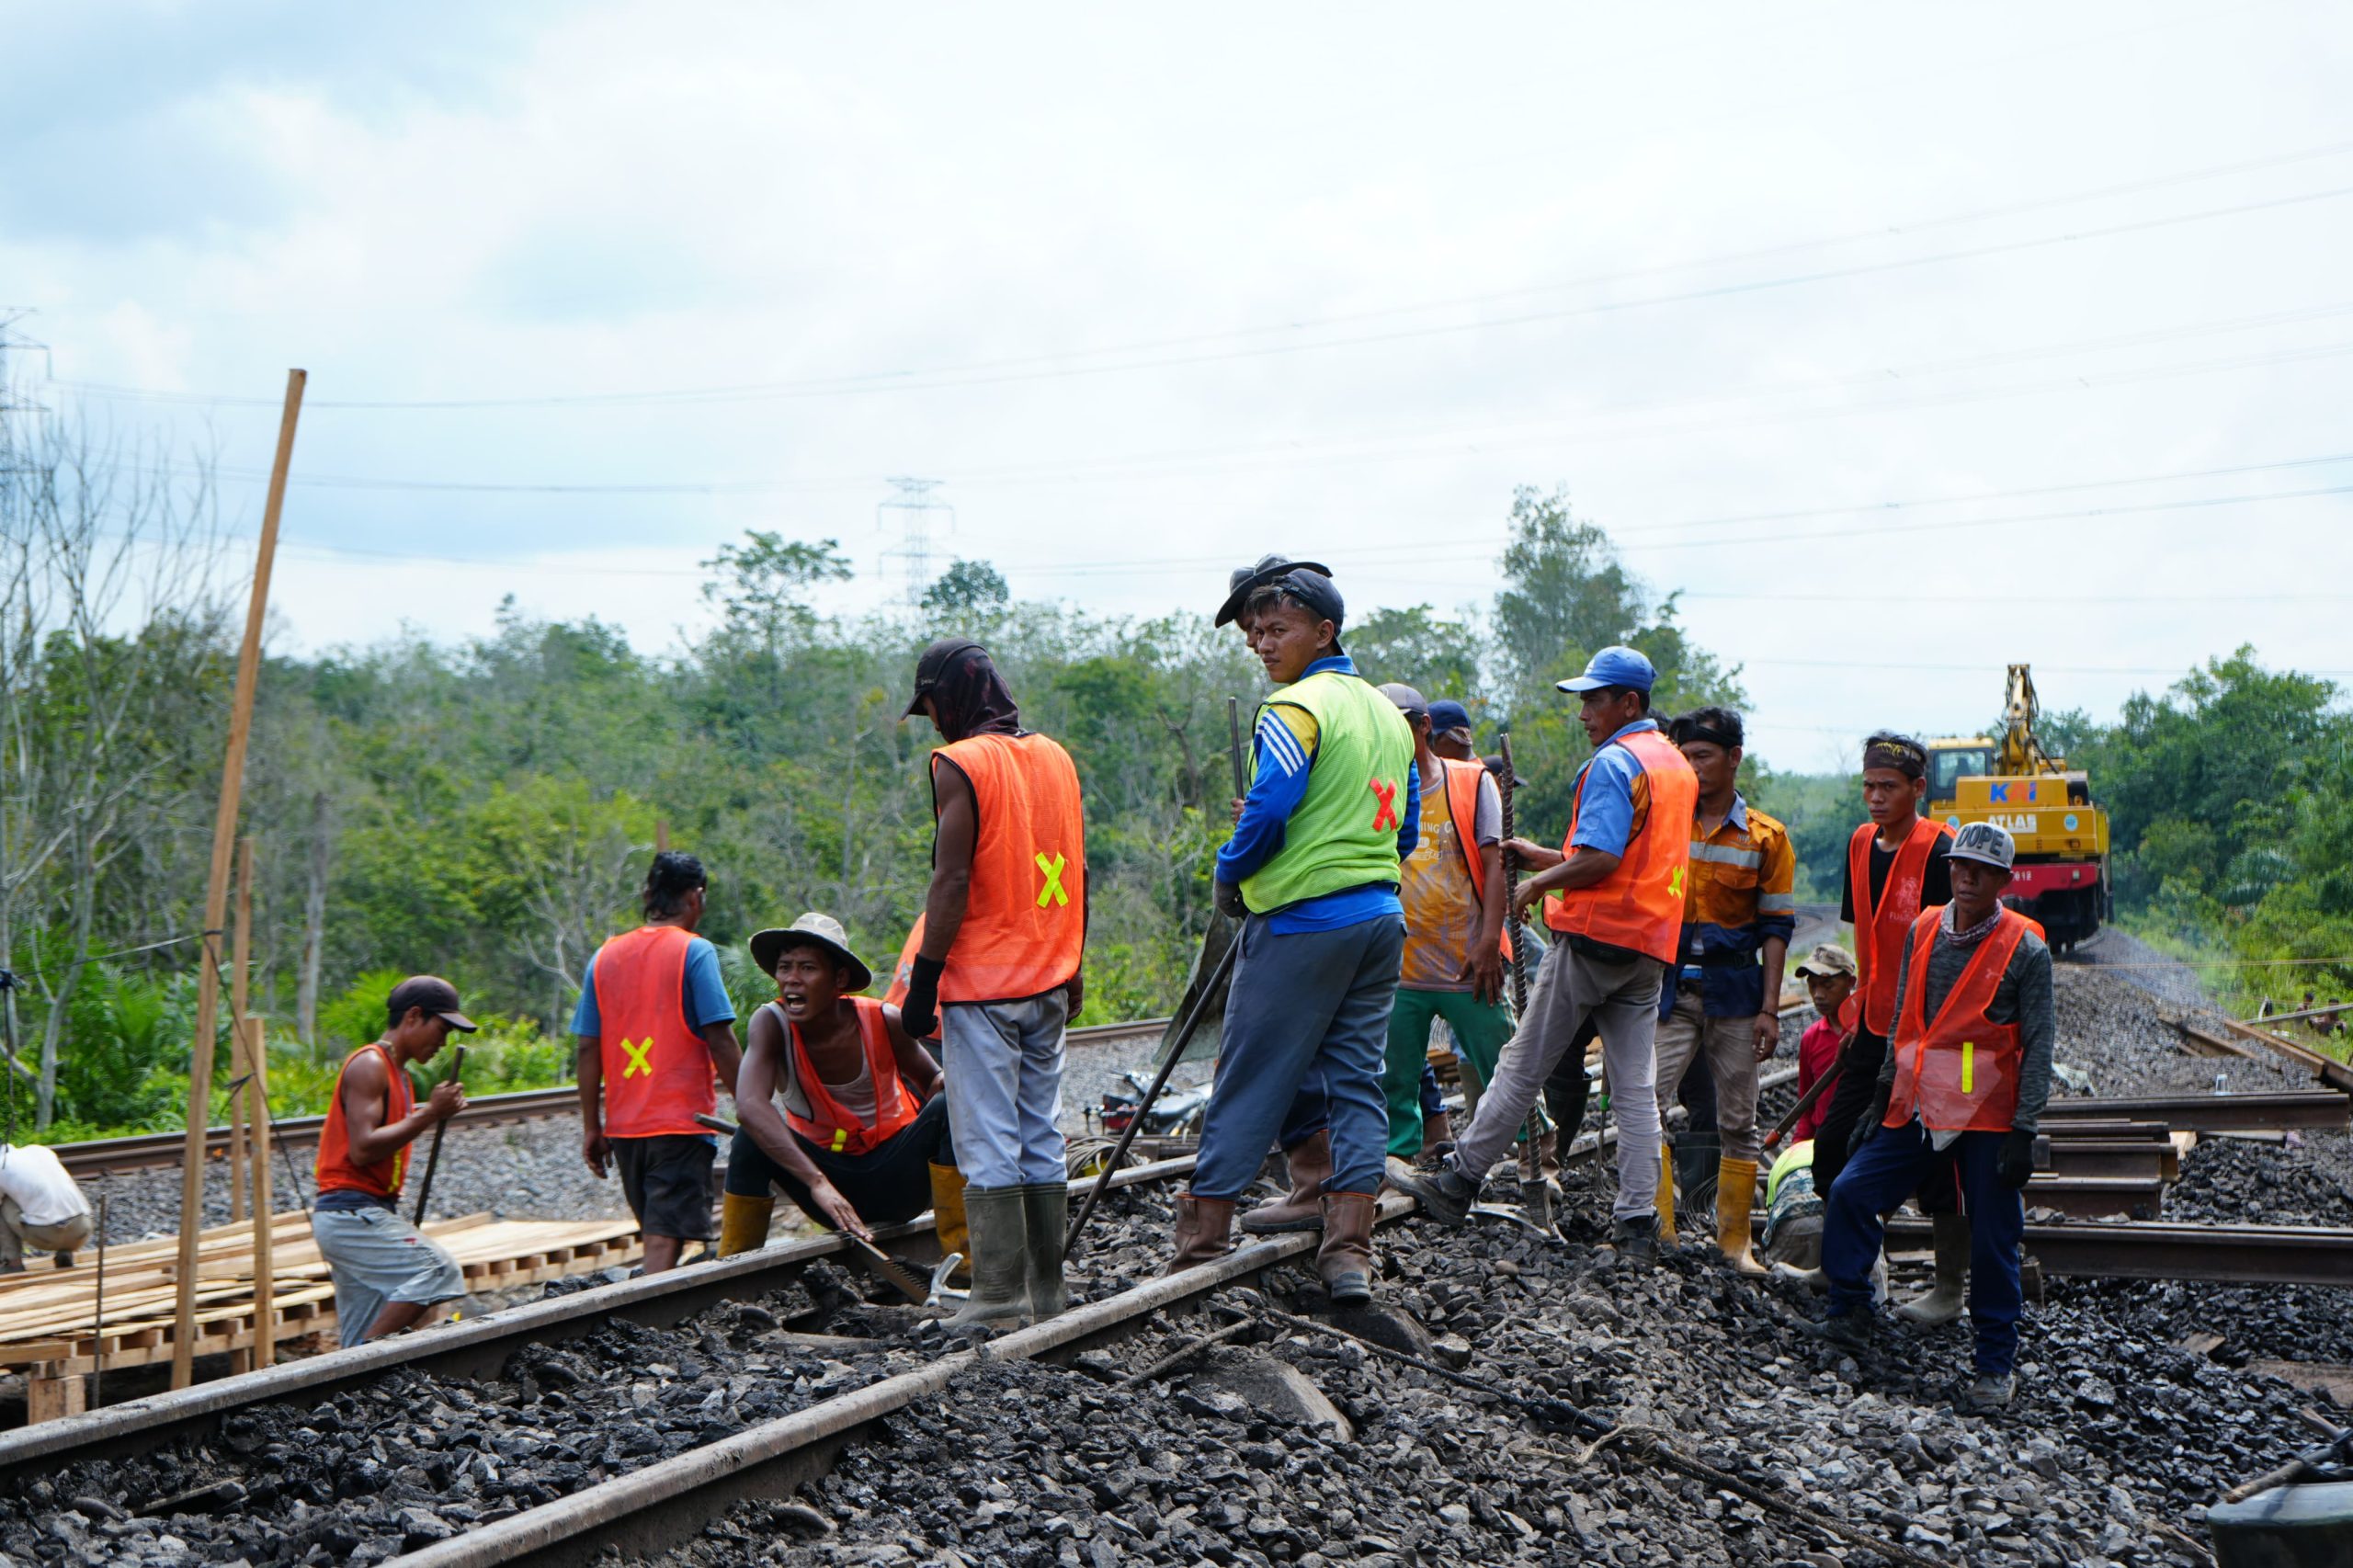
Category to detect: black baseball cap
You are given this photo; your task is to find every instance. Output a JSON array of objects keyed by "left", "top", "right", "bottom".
[
  {"left": 387, "top": 975, "right": 478, "bottom": 1032},
  {"left": 1214, "top": 554, "right": 1334, "bottom": 628},
  {"left": 904, "top": 636, "right": 985, "bottom": 719}
]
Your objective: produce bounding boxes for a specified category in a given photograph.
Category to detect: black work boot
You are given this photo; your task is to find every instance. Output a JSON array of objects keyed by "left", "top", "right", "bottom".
[
  {"left": 1611, "top": 1212, "right": 1660, "bottom": 1264},
  {"left": 1806, "top": 1301, "right": 1876, "bottom": 1353},
  {"left": 1387, "top": 1156, "right": 1477, "bottom": 1225}
]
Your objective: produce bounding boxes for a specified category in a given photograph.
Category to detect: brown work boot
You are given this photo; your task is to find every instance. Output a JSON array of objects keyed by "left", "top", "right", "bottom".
[
  {"left": 1421, "top": 1109, "right": 1455, "bottom": 1155},
  {"left": 1316, "top": 1191, "right": 1379, "bottom": 1308},
  {"left": 1166, "top": 1193, "right": 1237, "bottom": 1273},
  {"left": 1240, "top": 1130, "right": 1331, "bottom": 1234}
]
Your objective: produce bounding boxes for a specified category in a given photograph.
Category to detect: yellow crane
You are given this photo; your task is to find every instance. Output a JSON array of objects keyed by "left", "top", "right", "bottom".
[{"left": 1926, "top": 664, "right": 2110, "bottom": 952}]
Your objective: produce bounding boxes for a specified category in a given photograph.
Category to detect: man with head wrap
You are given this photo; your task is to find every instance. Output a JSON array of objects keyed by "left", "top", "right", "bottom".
[
  {"left": 899, "top": 639, "right": 1087, "bottom": 1333},
  {"left": 1809, "top": 731, "right": 1954, "bottom": 1203},
  {"left": 1168, "top": 558, "right": 1416, "bottom": 1309}
]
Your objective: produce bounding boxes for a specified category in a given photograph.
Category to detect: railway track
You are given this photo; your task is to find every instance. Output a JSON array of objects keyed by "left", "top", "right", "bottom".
[
  {"left": 51, "top": 1017, "right": 1173, "bottom": 1180},
  {"left": 0, "top": 1152, "right": 1381, "bottom": 1566}
]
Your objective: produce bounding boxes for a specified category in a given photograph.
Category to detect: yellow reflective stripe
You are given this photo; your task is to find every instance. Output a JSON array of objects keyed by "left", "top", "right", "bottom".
[
  {"left": 1961, "top": 1040, "right": 1974, "bottom": 1096},
  {"left": 831, "top": 1128, "right": 848, "bottom": 1152}
]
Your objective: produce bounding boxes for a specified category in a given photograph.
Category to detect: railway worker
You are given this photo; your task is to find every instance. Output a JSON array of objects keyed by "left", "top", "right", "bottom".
[
  {"left": 1169, "top": 559, "right": 1415, "bottom": 1311},
  {"left": 1788, "top": 943, "right": 1859, "bottom": 1148},
  {"left": 1427, "top": 699, "right": 1478, "bottom": 764},
  {"left": 311, "top": 976, "right": 473, "bottom": 1346},
  {"left": 719, "top": 914, "right": 960, "bottom": 1256},
  {"left": 1393, "top": 645, "right": 1697, "bottom": 1265},
  {"left": 1648, "top": 707, "right": 1796, "bottom": 1273},
  {"left": 897, "top": 638, "right": 1087, "bottom": 1331},
  {"left": 1813, "top": 822, "right": 2054, "bottom": 1411},
  {"left": 0, "top": 1142, "right": 92, "bottom": 1273},
  {"left": 1368, "top": 681, "right": 1515, "bottom": 1167},
  {"left": 1808, "top": 733, "right": 1954, "bottom": 1201},
  {"left": 574, "top": 851, "right": 745, "bottom": 1276}
]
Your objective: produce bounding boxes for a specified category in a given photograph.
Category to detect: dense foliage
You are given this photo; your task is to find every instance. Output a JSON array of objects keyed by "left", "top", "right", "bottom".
[{"left": 5, "top": 460, "right": 1755, "bottom": 1134}]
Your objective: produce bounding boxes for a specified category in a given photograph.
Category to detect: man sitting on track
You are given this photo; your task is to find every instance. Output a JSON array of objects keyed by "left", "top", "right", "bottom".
[
  {"left": 719, "top": 914, "right": 959, "bottom": 1255},
  {"left": 1811, "top": 822, "right": 2054, "bottom": 1411},
  {"left": 311, "top": 976, "right": 473, "bottom": 1347}
]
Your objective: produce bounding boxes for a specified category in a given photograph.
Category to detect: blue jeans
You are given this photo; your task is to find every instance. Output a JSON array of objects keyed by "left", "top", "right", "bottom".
[
  {"left": 1191, "top": 913, "right": 1404, "bottom": 1200},
  {"left": 941, "top": 992, "right": 1069, "bottom": 1188},
  {"left": 1824, "top": 1119, "right": 2026, "bottom": 1376}
]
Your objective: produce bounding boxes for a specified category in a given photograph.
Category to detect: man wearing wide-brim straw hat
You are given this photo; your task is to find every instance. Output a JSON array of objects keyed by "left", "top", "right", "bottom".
[{"left": 720, "top": 914, "right": 960, "bottom": 1256}]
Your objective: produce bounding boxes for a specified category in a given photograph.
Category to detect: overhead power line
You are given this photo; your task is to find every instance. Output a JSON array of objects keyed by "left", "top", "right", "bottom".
[{"left": 42, "top": 160, "right": 2353, "bottom": 414}]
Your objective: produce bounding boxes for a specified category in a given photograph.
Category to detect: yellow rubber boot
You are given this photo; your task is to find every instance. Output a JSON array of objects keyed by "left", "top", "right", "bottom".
[
  {"left": 718, "top": 1192, "right": 775, "bottom": 1257},
  {"left": 929, "top": 1163, "right": 972, "bottom": 1284},
  {"left": 1654, "top": 1148, "right": 1677, "bottom": 1245},
  {"left": 1715, "top": 1157, "right": 1768, "bottom": 1277}
]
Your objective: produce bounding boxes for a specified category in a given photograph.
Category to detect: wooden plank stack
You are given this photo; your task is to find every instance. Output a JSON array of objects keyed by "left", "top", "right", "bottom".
[{"left": 1, "top": 1210, "right": 643, "bottom": 1422}]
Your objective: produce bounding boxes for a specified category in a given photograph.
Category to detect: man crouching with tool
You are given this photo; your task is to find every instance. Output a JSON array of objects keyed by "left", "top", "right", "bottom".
[
  {"left": 1811, "top": 822, "right": 2052, "bottom": 1411},
  {"left": 718, "top": 914, "right": 958, "bottom": 1255}
]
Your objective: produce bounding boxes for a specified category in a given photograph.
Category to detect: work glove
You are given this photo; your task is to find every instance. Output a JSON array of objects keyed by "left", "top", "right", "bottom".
[
  {"left": 1214, "top": 879, "right": 1247, "bottom": 919},
  {"left": 899, "top": 955, "right": 946, "bottom": 1042},
  {"left": 1849, "top": 1087, "right": 1892, "bottom": 1158},
  {"left": 1996, "top": 1128, "right": 2037, "bottom": 1188}
]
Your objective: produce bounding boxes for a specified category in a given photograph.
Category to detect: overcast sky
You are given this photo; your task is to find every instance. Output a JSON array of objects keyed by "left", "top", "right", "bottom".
[{"left": 9, "top": 1, "right": 2351, "bottom": 769}]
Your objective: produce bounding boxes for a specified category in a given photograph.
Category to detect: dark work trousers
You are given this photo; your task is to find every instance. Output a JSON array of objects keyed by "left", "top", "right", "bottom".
[
  {"left": 724, "top": 1092, "right": 955, "bottom": 1230},
  {"left": 1824, "top": 1120, "right": 2025, "bottom": 1375},
  {"left": 1677, "top": 1050, "right": 1720, "bottom": 1132},
  {"left": 1193, "top": 913, "right": 1405, "bottom": 1201},
  {"left": 1811, "top": 1028, "right": 1959, "bottom": 1212}
]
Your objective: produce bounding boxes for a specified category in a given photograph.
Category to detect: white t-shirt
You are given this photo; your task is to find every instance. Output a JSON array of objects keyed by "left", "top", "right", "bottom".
[{"left": 0, "top": 1144, "right": 90, "bottom": 1228}]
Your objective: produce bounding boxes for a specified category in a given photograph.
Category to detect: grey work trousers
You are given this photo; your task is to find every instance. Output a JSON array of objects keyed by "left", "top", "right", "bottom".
[
  {"left": 1652, "top": 983, "right": 1762, "bottom": 1165},
  {"left": 1449, "top": 937, "right": 1666, "bottom": 1222}
]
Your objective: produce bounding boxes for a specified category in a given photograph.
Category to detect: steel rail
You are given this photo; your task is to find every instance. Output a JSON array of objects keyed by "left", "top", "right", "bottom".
[
  {"left": 50, "top": 1018, "right": 1173, "bottom": 1178},
  {"left": 2041, "top": 1090, "right": 2351, "bottom": 1133},
  {"left": 1885, "top": 1215, "right": 2353, "bottom": 1287},
  {"left": 2177, "top": 1018, "right": 2353, "bottom": 1096},
  {"left": 388, "top": 1198, "right": 1416, "bottom": 1568},
  {"left": 0, "top": 1154, "right": 1199, "bottom": 1481}
]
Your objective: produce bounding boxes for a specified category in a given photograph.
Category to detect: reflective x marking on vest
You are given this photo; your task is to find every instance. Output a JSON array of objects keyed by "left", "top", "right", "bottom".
[
  {"left": 620, "top": 1038, "right": 654, "bottom": 1078},
  {"left": 1668, "top": 865, "right": 1687, "bottom": 898},
  {"left": 1035, "top": 852, "right": 1071, "bottom": 908},
  {"left": 1369, "top": 778, "right": 1399, "bottom": 831}
]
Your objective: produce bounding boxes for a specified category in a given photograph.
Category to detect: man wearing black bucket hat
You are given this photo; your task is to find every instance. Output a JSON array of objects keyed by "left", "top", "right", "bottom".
[
  {"left": 1168, "top": 556, "right": 1415, "bottom": 1309},
  {"left": 719, "top": 914, "right": 958, "bottom": 1254}
]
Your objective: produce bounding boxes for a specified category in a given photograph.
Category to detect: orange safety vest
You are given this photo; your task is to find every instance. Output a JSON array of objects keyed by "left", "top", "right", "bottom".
[
  {"left": 931, "top": 732, "right": 1087, "bottom": 1004},
  {"left": 1543, "top": 727, "right": 1699, "bottom": 965},
  {"left": 1847, "top": 815, "right": 1956, "bottom": 1036},
  {"left": 783, "top": 996, "right": 920, "bottom": 1157},
  {"left": 589, "top": 925, "right": 718, "bottom": 1138},
  {"left": 1438, "top": 758, "right": 1512, "bottom": 962},
  {"left": 315, "top": 1042, "right": 413, "bottom": 1200},
  {"left": 1882, "top": 906, "right": 2035, "bottom": 1134}
]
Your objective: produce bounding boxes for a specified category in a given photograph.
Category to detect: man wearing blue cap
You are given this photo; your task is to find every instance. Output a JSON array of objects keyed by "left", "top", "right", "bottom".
[
  {"left": 1392, "top": 646, "right": 1697, "bottom": 1263},
  {"left": 1167, "top": 559, "right": 1416, "bottom": 1309}
]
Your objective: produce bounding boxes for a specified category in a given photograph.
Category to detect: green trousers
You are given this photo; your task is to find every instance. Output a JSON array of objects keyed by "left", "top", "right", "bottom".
[{"left": 1383, "top": 986, "right": 1519, "bottom": 1158}]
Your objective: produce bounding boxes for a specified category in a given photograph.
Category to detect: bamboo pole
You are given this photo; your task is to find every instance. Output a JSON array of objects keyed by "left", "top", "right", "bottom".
[
  {"left": 227, "top": 837, "right": 255, "bottom": 1226},
  {"left": 171, "top": 369, "right": 304, "bottom": 1390},
  {"left": 247, "top": 1013, "right": 276, "bottom": 1369}
]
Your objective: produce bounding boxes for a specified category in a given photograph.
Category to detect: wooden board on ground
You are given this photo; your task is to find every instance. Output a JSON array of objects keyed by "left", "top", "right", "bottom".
[{"left": 4, "top": 1212, "right": 642, "bottom": 1420}]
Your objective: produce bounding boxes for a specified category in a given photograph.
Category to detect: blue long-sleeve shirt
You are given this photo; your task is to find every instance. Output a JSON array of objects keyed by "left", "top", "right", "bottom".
[{"left": 1216, "top": 654, "right": 1418, "bottom": 933}]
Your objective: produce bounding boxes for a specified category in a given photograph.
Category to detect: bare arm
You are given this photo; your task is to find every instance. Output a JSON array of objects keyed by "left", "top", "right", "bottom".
[
  {"left": 575, "top": 1036, "right": 608, "bottom": 1178},
  {"left": 343, "top": 1050, "right": 457, "bottom": 1168},
  {"left": 1515, "top": 846, "right": 1623, "bottom": 910},
  {"left": 881, "top": 1006, "right": 945, "bottom": 1100},
  {"left": 1503, "top": 836, "right": 1563, "bottom": 871},
  {"left": 702, "top": 1021, "right": 744, "bottom": 1097},
  {"left": 1457, "top": 840, "right": 1507, "bottom": 1004},
  {"left": 920, "top": 761, "right": 977, "bottom": 962}
]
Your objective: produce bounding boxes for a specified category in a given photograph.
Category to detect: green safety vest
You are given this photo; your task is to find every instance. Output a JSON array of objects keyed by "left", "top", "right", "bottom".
[{"left": 1240, "top": 669, "right": 1415, "bottom": 914}]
